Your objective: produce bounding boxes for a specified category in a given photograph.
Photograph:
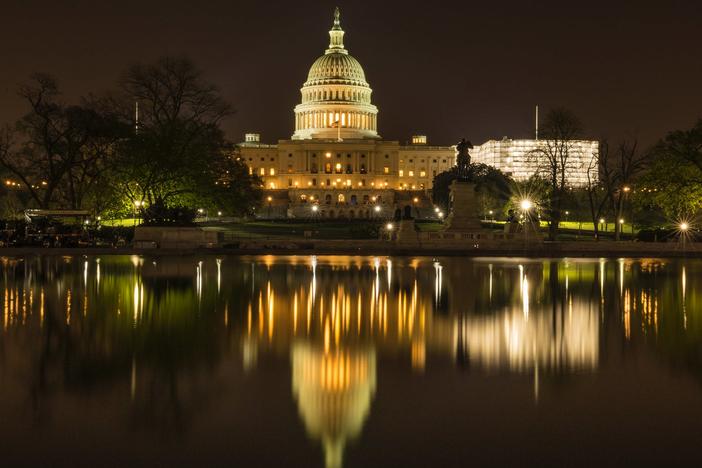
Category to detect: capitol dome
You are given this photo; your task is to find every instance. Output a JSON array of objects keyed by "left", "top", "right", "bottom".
[{"left": 292, "top": 8, "right": 379, "bottom": 140}]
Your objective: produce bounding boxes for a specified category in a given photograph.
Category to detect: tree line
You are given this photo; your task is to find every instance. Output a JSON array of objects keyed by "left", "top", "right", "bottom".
[{"left": 0, "top": 57, "right": 262, "bottom": 219}]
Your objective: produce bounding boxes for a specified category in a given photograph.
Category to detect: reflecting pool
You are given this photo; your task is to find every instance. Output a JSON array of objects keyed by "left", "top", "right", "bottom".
[{"left": 1, "top": 255, "right": 701, "bottom": 467}]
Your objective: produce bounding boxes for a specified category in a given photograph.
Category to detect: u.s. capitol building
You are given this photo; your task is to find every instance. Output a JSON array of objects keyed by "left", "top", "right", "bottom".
[{"left": 239, "top": 8, "right": 597, "bottom": 219}]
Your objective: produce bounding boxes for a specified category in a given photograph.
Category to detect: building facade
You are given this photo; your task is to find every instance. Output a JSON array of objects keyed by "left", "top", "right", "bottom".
[
  {"left": 239, "top": 8, "right": 455, "bottom": 219},
  {"left": 471, "top": 138, "right": 598, "bottom": 187},
  {"left": 238, "top": 8, "right": 597, "bottom": 219}
]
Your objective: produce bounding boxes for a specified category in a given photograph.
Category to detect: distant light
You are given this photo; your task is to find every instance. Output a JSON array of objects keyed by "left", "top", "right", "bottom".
[
  {"left": 619, "top": 218, "right": 625, "bottom": 224},
  {"left": 198, "top": 208, "right": 204, "bottom": 214},
  {"left": 599, "top": 218, "right": 605, "bottom": 224},
  {"left": 565, "top": 211, "right": 570, "bottom": 215},
  {"left": 680, "top": 222, "right": 689, "bottom": 231},
  {"left": 488, "top": 210, "right": 494, "bottom": 215},
  {"left": 413, "top": 197, "right": 419, "bottom": 203},
  {"left": 312, "top": 205, "right": 319, "bottom": 212},
  {"left": 520, "top": 199, "right": 532, "bottom": 211},
  {"left": 267, "top": 196, "right": 272, "bottom": 202},
  {"left": 374, "top": 205, "right": 381, "bottom": 212},
  {"left": 623, "top": 186, "right": 631, "bottom": 192},
  {"left": 386, "top": 223, "right": 394, "bottom": 231},
  {"left": 96, "top": 216, "right": 101, "bottom": 221},
  {"left": 434, "top": 207, "right": 440, "bottom": 213},
  {"left": 438, "top": 212, "right": 444, "bottom": 219},
  {"left": 84, "top": 220, "right": 90, "bottom": 225},
  {"left": 217, "top": 211, "right": 223, "bottom": 216}
]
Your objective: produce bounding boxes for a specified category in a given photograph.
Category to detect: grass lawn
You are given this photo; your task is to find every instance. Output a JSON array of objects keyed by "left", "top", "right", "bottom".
[{"left": 98, "top": 218, "right": 639, "bottom": 240}]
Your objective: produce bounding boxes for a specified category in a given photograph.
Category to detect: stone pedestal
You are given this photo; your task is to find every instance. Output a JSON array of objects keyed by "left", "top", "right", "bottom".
[{"left": 444, "top": 181, "right": 483, "bottom": 232}]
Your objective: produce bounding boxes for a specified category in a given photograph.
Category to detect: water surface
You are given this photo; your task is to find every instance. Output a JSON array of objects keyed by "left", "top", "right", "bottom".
[{"left": 1, "top": 255, "right": 701, "bottom": 467}]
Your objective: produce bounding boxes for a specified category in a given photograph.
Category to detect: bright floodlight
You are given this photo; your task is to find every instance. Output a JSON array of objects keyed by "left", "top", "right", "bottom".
[
  {"left": 619, "top": 218, "right": 625, "bottom": 224},
  {"left": 311, "top": 205, "right": 319, "bottom": 212},
  {"left": 374, "top": 205, "right": 381, "bottom": 212},
  {"left": 520, "top": 199, "right": 533, "bottom": 211},
  {"left": 599, "top": 218, "right": 605, "bottom": 224},
  {"left": 386, "top": 223, "right": 394, "bottom": 231},
  {"left": 680, "top": 222, "right": 689, "bottom": 231}
]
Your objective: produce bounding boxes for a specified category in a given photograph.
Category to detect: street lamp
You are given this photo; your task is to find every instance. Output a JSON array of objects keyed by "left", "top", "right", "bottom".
[
  {"left": 680, "top": 222, "right": 689, "bottom": 231},
  {"left": 520, "top": 199, "right": 533, "bottom": 244}
]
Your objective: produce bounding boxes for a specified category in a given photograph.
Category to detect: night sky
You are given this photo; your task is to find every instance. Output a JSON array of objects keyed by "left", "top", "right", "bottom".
[{"left": 1, "top": 0, "right": 700, "bottom": 147}]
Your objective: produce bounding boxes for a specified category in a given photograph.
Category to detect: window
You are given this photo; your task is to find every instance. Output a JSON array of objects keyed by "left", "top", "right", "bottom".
[
  {"left": 409, "top": 170, "right": 414, "bottom": 177},
  {"left": 326, "top": 179, "right": 331, "bottom": 186},
  {"left": 360, "top": 164, "right": 367, "bottom": 174},
  {"left": 248, "top": 167, "right": 253, "bottom": 175},
  {"left": 347, "top": 154, "right": 351, "bottom": 158},
  {"left": 335, "top": 163, "right": 343, "bottom": 173},
  {"left": 311, "top": 162, "right": 318, "bottom": 173},
  {"left": 409, "top": 159, "right": 413, "bottom": 163},
  {"left": 259, "top": 168, "right": 265, "bottom": 176},
  {"left": 420, "top": 171, "right": 426, "bottom": 177},
  {"left": 433, "top": 159, "right": 437, "bottom": 163},
  {"left": 325, "top": 194, "right": 332, "bottom": 204},
  {"left": 288, "top": 153, "right": 293, "bottom": 158},
  {"left": 288, "top": 179, "right": 292, "bottom": 187},
  {"left": 383, "top": 166, "right": 389, "bottom": 174},
  {"left": 338, "top": 194, "right": 345, "bottom": 203},
  {"left": 270, "top": 158, "right": 274, "bottom": 161},
  {"left": 287, "top": 165, "right": 293, "bottom": 173},
  {"left": 260, "top": 157, "right": 265, "bottom": 162},
  {"left": 346, "top": 164, "right": 353, "bottom": 174},
  {"left": 312, "top": 178, "right": 317, "bottom": 186},
  {"left": 269, "top": 168, "right": 276, "bottom": 176},
  {"left": 325, "top": 163, "right": 332, "bottom": 174},
  {"left": 385, "top": 154, "right": 389, "bottom": 159},
  {"left": 399, "top": 170, "right": 404, "bottom": 177}
]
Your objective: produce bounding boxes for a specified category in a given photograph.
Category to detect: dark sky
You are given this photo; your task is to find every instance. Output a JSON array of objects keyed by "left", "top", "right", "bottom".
[{"left": 1, "top": 0, "right": 700, "bottom": 147}]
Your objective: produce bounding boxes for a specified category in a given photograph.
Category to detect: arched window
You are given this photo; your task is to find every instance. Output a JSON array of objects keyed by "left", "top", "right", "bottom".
[
  {"left": 338, "top": 194, "right": 345, "bottom": 203},
  {"left": 325, "top": 194, "right": 332, "bottom": 204},
  {"left": 346, "top": 164, "right": 353, "bottom": 174},
  {"left": 350, "top": 195, "right": 357, "bottom": 205},
  {"left": 360, "top": 163, "right": 366, "bottom": 174}
]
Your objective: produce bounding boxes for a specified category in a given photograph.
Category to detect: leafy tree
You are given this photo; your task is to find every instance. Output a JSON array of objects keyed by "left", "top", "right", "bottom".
[
  {"left": 109, "top": 56, "right": 261, "bottom": 215},
  {"left": 635, "top": 120, "right": 702, "bottom": 220},
  {"left": 432, "top": 163, "right": 512, "bottom": 215}
]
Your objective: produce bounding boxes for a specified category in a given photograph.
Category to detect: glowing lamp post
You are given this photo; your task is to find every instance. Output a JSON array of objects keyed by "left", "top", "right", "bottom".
[{"left": 520, "top": 199, "right": 533, "bottom": 244}]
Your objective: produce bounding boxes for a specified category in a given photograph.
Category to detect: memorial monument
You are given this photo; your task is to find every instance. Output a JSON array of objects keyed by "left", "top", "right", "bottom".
[{"left": 443, "top": 138, "right": 484, "bottom": 232}]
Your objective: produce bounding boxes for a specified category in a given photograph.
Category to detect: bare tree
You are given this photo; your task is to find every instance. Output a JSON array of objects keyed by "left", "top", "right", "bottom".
[
  {"left": 605, "top": 139, "right": 648, "bottom": 240},
  {"left": 530, "top": 108, "right": 584, "bottom": 240},
  {"left": 585, "top": 140, "right": 614, "bottom": 240}
]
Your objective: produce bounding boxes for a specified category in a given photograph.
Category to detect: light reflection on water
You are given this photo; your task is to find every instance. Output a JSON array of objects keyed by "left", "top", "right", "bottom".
[{"left": 0, "top": 255, "right": 701, "bottom": 467}]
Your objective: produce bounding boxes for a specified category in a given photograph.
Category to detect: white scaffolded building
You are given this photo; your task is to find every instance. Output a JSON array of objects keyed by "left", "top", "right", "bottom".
[{"left": 470, "top": 137, "right": 598, "bottom": 187}]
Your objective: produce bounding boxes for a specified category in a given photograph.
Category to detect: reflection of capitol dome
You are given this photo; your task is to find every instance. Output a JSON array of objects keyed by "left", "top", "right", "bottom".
[
  {"left": 291, "top": 342, "right": 376, "bottom": 468},
  {"left": 292, "top": 8, "right": 379, "bottom": 140}
]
